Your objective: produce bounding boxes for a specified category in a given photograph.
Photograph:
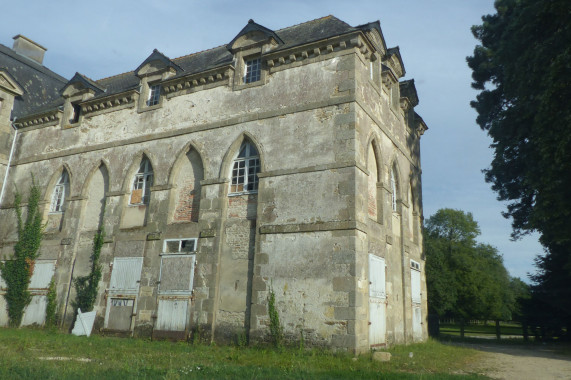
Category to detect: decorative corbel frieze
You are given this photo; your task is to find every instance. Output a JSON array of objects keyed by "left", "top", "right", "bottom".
[
  {"left": 161, "top": 66, "right": 231, "bottom": 98},
  {"left": 16, "top": 109, "right": 61, "bottom": 129},
  {"left": 81, "top": 91, "right": 137, "bottom": 116}
]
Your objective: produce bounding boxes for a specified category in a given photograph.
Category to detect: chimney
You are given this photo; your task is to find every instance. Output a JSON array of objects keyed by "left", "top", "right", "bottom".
[{"left": 12, "top": 35, "right": 47, "bottom": 65}]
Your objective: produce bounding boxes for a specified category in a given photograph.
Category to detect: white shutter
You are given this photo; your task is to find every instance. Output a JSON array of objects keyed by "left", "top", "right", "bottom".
[
  {"left": 109, "top": 257, "right": 143, "bottom": 293},
  {"left": 411, "top": 267, "right": 421, "bottom": 304},
  {"left": 369, "top": 255, "right": 386, "bottom": 299},
  {"left": 29, "top": 261, "right": 56, "bottom": 289},
  {"left": 156, "top": 299, "right": 188, "bottom": 331}
]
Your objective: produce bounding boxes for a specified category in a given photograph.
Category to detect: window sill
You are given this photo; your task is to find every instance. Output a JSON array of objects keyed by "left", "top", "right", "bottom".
[
  {"left": 48, "top": 211, "right": 64, "bottom": 215},
  {"left": 233, "top": 80, "right": 264, "bottom": 91},
  {"left": 228, "top": 190, "right": 258, "bottom": 197},
  {"left": 137, "top": 103, "right": 162, "bottom": 113}
]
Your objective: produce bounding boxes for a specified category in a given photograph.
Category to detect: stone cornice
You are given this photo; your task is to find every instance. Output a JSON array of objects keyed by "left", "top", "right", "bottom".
[
  {"left": 162, "top": 66, "right": 233, "bottom": 98},
  {"left": 264, "top": 32, "right": 372, "bottom": 71},
  {"left": 81, "top": 90, "right": 138, "bottom": 117},
  {"left": 15, "top": 109, "right": 62, "bottom": 129}
]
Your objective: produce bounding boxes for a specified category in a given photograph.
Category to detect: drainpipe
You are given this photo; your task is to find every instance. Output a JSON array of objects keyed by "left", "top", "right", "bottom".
[{"left": 0, "top": 118, "right": 18, "bottom": 207}]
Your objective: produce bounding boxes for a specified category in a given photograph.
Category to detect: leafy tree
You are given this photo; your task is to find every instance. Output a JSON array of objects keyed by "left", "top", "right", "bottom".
[
  {"left": 0, "top": 180, "right": 44, "bottom": 327},
  {"left": 468, "top": 0, "right": 571, "bottom": 340},
  {"left": 467, "top": 0, "right": 571, "bottom": 246},
  {"left": 425, "top": 209, "right": 516, "bottom": 334}
]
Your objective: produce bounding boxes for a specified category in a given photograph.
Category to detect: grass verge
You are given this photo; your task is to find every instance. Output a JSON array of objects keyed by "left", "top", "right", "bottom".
[{"left": 0, "top": 327, "right": 488, "bottom": 379}]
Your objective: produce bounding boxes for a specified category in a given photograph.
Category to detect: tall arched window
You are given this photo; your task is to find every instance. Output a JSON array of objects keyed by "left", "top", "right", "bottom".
[
  {"left": 130, "top": 157, "right": 153, "bottom": 205},
  {"left": 230, "top": 142, "right": 260, "bottom": 193},
  {"left": 390, "top": 168, "right": 397, "bottom": 212},
  {"left": 50, "top": 170, "right": 69, "bottom": 213}
]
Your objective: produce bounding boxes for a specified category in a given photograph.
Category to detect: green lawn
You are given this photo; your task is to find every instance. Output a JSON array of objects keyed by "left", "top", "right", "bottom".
[{"left": 0, "top": 328, "right": 488, "bottom": 379}]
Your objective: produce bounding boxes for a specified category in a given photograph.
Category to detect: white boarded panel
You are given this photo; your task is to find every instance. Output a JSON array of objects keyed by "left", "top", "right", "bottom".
[
  {"left": 29, "top": 261, "right": 56, "bottom": 289},
  {"left": 21, "top": 295, "right": 47, "bottom": 326},
  {"left": 0, "top": 296, "right": 8, "bottom": 327},
  {"left": 412, "top": 306, "right": 422, "bottom": 340},
  {"left": 369, "top": 298, "right": 386, "bottom": 345},
  {"left": 156, "top": 299, "right": 188, "bottom": 331},
  {"left": 159, "top": 255, "right": 195, "bottom": 294},
  {"left": 109, "top": 257, "right": 143, "bottom": 293},
  {"left": 411, "top": 269, "right": 421, "bottom": 304},
  {"left": 369, "top": 255, "right": 386, "bottom": 299}
]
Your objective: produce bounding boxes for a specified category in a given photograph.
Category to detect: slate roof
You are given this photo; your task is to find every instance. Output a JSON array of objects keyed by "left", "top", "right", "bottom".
[
  {"left": 91, "top": 16, "right": 365, "bottom": 100},
  {"left": 0, "top": 43, "right": 67, "bottom": 119},
  {"left": 4, "top": 16, "right": 383, "bottom": 116}
]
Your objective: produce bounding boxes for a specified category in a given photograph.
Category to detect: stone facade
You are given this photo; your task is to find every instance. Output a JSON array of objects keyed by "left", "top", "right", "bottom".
[{"left": 0, "top": 16, "right": 427, "bottom": 352}]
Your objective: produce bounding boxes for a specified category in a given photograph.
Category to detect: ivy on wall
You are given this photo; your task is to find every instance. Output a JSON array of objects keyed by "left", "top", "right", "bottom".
[
  {"left": 73, "top": 223, "right": 104, "bottom": 313},
  {"left": 0, "top": 179, "right": 44, "bottom": 327}
]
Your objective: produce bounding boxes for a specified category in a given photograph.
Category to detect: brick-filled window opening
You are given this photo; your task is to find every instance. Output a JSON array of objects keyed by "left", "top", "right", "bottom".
[
  {"left": 391, "top": 168, "right": 397, "bottom": 212},
  {"left": 50, "top": 170, "right": 69, "bottom": 213},
  {"left": 130, "top": 158, "right": 153, "bottom": 205},
  {"left": 163, "top": 238, "right": 197, "bottom": 254},
  {"left": 244, "top": 57, "right": 261, "bottom": 84},
  {"left": 146, "top": 84, "right": 161, "bottom": 106},
  {"left": 231, "top": 142, "right": 260, "bottom": 193}
]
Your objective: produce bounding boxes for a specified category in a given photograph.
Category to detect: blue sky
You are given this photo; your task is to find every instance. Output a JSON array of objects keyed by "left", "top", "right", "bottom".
[{"left": 2, "top": 0, "right": 543, "bottom": 280}]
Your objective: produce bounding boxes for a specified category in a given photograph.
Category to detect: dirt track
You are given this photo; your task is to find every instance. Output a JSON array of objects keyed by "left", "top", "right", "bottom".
[{"left": 456, "top": 342, "right": 571, "bottom": 380}]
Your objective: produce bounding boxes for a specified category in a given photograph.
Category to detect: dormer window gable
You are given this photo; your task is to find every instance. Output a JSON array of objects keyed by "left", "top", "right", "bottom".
[
  {"left": 61, "top": 72, "right": 104, "bottom": 126},
  {"left": 134, "top": 49, "right": 183, "bottom": 79},
  {"left": 382, "top": 47, "right": 405, "bottom": 79},
  {"left": 135, "top": 50, "right": 183, "bottom": 111},
  {"left": 358, "top": 21, "right": 388, "bottom": 57},
  {"left": 0, "top": 70, "right": 24, "bottom": 97},
  {"left": 226, "top": 19, "right": 283, "bottom": 54}
]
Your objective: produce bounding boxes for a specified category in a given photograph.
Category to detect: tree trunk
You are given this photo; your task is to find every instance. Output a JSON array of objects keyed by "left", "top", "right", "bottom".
[
  {"left": 495, "top": 319, "right": 501, "bottom": 340},
  {"left": 522, "top": 319, "right": 529, "bottom": 342},
  {"left": 460, "top": 318, "right": 465, "bottom": 339}
]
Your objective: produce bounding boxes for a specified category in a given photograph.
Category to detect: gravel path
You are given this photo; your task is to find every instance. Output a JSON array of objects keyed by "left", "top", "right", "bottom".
[{"left": 455, "top": 342, "right": 571, "bottom": 380}]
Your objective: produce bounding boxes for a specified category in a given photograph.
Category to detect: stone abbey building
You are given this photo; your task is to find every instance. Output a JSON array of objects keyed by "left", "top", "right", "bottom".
[{"left": 0, "top": 16, "right": 427, "bottom": 352}]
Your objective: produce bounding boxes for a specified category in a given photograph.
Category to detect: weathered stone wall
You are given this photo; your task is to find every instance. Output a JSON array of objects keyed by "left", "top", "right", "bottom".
[{"left": 0, "top": 35, "right": 426, "bottom": 350}]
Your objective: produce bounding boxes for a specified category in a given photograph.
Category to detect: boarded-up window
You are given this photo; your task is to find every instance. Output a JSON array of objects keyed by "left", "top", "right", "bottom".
[
  {"left": 411, "top": 260, "right": 421, "bottom": 304},
  {"left": 159, "top": 255, "right": 195, "bottom": 294}
]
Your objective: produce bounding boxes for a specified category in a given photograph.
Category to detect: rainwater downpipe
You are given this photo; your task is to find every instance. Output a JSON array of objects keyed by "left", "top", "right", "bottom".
[{"left": 0, "top": 118, "right": 18, "bottom": 207}]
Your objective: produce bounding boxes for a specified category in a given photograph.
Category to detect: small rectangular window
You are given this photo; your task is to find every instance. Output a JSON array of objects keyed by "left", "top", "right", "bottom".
[
  {"left": 163, "top": 238, "right": 197, "bottom": 254},
  {"left": 70, "top": 103, "right": 81, "bottom": 123},
  {"left": 244, "top": 58, "right": 261, "bottom": 84},
  {"left": 410, "top": 260, "right": 421, "bottom": 271},
  {"left": 147, "top": 84, "right": 161, "bottom": 106}
]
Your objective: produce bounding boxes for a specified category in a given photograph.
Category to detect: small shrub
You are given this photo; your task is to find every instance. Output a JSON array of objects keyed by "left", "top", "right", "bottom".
[
  {"left": 45, "top": 280, "right": 57, "bottom": 328},
  {"left": 267, "top": 286, "right": 283, "bottom": 348}
]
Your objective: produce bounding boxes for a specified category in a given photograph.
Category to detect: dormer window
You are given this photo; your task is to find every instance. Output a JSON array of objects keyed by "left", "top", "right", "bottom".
[
  {"left": 147, "top": 84, "right": 161, "bottom": 106},
  {"left": 244, "top": 58, "right": 261, "bottom": 84},
  {"left": 70, "top": 102, "right": 81, "bottom": 124}
]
